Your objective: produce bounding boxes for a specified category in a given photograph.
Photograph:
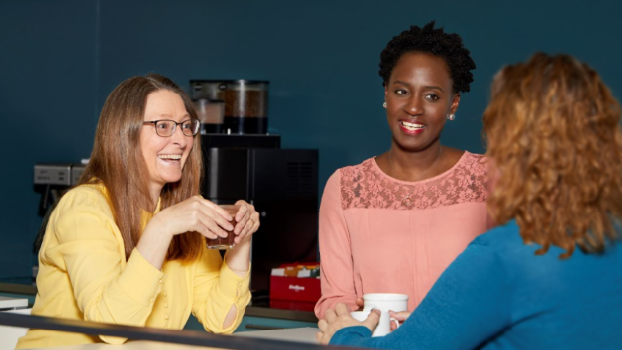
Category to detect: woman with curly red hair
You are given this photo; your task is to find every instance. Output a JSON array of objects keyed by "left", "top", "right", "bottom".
[{"left": 317, "top": 53, "right": 622, "bottom": 349}]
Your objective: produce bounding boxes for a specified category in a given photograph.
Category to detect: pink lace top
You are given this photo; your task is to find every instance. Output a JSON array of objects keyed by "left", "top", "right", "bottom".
[{"left": 315, "top": 151, "right": 488, "bottom": 318}]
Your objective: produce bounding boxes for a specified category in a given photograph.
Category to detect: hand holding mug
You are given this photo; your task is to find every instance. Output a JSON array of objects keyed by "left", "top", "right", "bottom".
[
  {"left": 316, "top": 304, "right": 380, "bottom": 345},
  {"left": 389, "top": 310, "right": 411, "bottom": 330},
  {"left": 363, "top": 293, "right": 408, "bottom": 332},
  {"left": 355, "top": 297, "right": 365, "bottom": 311}
]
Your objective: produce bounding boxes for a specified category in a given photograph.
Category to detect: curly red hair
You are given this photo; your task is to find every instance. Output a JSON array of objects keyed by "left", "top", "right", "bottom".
[{"left": 483, "top": 53, "right": 622, "bottom": 258}]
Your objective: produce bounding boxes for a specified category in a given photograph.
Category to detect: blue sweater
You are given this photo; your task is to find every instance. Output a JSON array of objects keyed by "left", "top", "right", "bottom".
[{"left": 330, "top": 220, "right": 622, "bottom": 349}]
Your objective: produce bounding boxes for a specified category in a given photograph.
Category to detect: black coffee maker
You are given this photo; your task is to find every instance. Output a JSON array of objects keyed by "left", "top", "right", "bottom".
[{"left": 200, "top": 134, "right": 319, "bottom": 296}]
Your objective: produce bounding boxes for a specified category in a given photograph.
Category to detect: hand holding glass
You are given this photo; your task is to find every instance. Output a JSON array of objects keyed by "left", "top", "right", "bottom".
[{"left": 206, "top": 205, "right": 240, "bottom": 249}]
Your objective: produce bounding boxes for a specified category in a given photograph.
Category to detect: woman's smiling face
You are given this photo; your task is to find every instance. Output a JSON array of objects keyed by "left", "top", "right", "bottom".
[
  {"left": 384, "top": 52, "right": 460, "bottom": 152},
  {"left": 139, "top": 90, "right": 194, "bottom": 195}
]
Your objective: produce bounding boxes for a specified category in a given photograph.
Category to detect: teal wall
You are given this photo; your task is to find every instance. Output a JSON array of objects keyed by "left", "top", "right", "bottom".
[
  {"left": 1, "top": 1, "right": 99, "bottom": 281},
  {"left": 2, "top": 0, "right": 622, "bottom": 281}
]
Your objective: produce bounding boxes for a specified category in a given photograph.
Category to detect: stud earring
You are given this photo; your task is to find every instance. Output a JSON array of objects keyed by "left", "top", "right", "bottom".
[
  {"left": 447, "top": 114, "right": 456, "bottom": 121},
  {"left": 383, "top": 102, "right": 387, "bottom": 108}
]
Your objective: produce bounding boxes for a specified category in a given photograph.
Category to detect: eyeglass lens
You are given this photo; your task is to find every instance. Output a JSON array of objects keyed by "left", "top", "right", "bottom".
[{"left": 155, "top": 120, "right": 200, "bottom": 137}]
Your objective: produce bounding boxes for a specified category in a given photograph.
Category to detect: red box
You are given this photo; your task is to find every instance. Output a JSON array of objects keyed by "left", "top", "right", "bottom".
[{"left": 269, "top": 275, "right": 321, "bottom": 312}]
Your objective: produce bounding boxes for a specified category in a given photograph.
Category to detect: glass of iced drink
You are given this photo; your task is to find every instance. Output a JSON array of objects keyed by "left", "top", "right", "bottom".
[{"left": 206, "top": 205, "right": 239, "bottom": 249}]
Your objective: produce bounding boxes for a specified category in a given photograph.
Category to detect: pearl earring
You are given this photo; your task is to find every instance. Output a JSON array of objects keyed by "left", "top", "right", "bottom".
[
  {"left": 383, "top": 102, "right": 387, "bottom": 108},
  {"left": 447, "top": 114, "right": 456, "bottom": 121}
]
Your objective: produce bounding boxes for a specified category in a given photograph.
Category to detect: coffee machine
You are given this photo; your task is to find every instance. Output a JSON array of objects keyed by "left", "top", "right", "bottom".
[
  {"left": 191, "top": 80, "right": 319, "bottom": 296},
  {"left": 200, "top": 134, "right": 319, "bottom": 295}
]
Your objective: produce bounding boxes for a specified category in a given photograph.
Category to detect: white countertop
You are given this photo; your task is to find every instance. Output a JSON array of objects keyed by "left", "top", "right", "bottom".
[
  {"left": 0, "top": 296, "right": 28, "bottom": 310},
  {"left": 20, "top": 328, "right": 319, "bottom": 350}
]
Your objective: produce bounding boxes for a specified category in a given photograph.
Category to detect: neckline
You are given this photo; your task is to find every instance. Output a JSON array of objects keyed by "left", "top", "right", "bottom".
[
  {"left": 94, "top": 181, "right": 162, "bottom": 214},
  {"left": 152, "top": 197, "right": 162, "bottom": 214},
  {"left": 371, "top": 150, "right": 470, "bottom": 185},
  {"left": 142, "top": 196, "right": 162, "bottom": 215}
]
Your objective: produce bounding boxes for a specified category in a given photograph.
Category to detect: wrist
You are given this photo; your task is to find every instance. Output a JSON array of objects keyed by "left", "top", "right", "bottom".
[
  {"left": 149, "top": 212, "right": 174, "bottom": 240},
  {"left": 224, "top": 257, "right": 250, "bottom": 276},
  {"left": 225, "top": 240, "right": 250, "bottom": 258},
  {"left": 224, "top": 245, "right": 250, "bottom": 274},
  {"left": 227, "top": 265, "right": 249, "bottom": 275}
]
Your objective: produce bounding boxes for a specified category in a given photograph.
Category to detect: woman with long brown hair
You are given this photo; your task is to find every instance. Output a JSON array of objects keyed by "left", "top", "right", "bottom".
[
  {"left": 317, "top": 53, "right": 622, "bottom": 349},
  {"left": 17, "top": 74, "right": 259, "bottom": 348}
]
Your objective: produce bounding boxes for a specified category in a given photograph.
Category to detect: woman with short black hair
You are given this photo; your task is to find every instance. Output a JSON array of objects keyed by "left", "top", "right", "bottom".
[{"left": 315, "top": 21, "right": 487, "bottom": 319}]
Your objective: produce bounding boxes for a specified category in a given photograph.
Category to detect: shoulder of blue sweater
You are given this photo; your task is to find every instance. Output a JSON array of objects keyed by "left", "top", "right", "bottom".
[
  {"left": 470, "top": 219, "right": 521, "bottom": 248},
  {"left": 470, "top": 220, "right": 566, "bottom": 263}
]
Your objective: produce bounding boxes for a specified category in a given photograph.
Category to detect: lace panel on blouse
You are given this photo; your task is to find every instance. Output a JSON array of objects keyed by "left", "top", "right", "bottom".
[{"left": 340, "top": 153, "right": 488, "bottom": 210}]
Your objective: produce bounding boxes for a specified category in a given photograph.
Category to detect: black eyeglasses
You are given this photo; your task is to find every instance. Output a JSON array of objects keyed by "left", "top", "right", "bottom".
[{"left": 142, "top": 119, "right": 200, "bottom": 137}]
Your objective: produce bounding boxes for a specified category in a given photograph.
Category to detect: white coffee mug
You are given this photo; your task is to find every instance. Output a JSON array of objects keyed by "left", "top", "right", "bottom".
[
  {"left": 363, "top": 293, "right": 408, "bottom": 330},
  {"left": 350, "top": 310, "right": 398, "bottom": 337},
  {"left": 362, "top": 293, "right": 408, "bottom": 313}
]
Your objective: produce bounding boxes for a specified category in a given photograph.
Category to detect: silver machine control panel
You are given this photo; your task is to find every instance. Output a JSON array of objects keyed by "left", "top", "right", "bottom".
[{"left": 34, "top": 163, "right": 86, "bottom": 186}]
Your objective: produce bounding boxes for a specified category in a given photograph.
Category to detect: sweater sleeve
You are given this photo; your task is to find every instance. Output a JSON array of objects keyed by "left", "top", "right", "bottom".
[
  {"left": 314, "top": 170, "right": 359, "bottom": 319},
  {"left": 191, "top": 245, "right": 251, "bottom": 334},
  {"left": 49, "top": 189, "right": 165, "bottom": 344},
  {"left": 330, "top": 241, "right": 512, "bottom": 349}
]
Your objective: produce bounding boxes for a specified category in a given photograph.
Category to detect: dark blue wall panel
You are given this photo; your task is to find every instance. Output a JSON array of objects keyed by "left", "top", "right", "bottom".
[
  {"left": 0, "top": 0, "right": 98, "bottom": 281},
  {"left": 1, "top": 0, "right": 622, "bottom": 282}
]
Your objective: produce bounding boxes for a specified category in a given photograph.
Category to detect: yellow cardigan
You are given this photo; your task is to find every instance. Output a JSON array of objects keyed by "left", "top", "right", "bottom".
[{"left": 16, "top": 183, "right": 251, "bottom": 349}]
